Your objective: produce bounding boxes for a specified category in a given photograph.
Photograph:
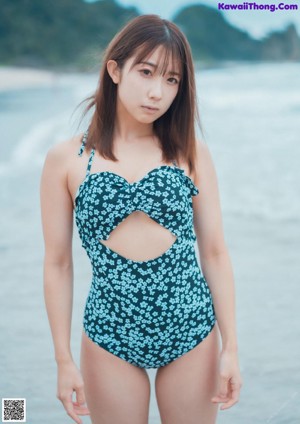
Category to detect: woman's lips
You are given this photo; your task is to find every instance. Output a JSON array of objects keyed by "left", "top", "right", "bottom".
[{"left": 141, "top": 105, "right": 159, "bottom": 112}]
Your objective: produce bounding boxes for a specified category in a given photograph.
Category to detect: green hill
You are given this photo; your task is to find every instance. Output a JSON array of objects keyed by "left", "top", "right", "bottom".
[
  {"left": 173, "top": 5, "right": 261, "bottom": 61},
  {"left": 0, "top": 0, "right": 299, "bottom": 69},
  {"left": 0, "top": 0, "right": 138, "bottom": 69},
  {"left": 173, "top": 4, "right": 300, "bottom": 62}
]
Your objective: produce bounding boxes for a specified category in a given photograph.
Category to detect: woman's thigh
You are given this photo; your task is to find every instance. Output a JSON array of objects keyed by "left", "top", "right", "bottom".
[
  {"left": 80, "top": 330, "right": 151, "bottom": 424},
  {"left": 155, "top": 323, "right": 220, "bottom": 424}
]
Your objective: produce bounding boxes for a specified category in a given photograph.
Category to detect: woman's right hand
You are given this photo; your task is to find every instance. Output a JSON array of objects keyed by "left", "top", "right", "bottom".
[{"left": 56, "top": 360, "right": 90, "bottom": 424}]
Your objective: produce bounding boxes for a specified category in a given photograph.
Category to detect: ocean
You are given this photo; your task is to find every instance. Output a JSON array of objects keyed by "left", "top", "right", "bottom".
[{"left": 1, "top": 62, "right": 299, "bottom": 423}]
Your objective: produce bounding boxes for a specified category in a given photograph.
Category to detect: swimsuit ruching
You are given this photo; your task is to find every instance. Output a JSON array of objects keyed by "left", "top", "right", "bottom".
[{"left": 74, "top": 129, "right": 216, "bottom": 369}]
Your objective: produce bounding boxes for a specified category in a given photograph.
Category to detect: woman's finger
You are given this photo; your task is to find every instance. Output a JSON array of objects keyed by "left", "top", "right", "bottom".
[
  {"left": 217, "top": 378, "right": 242, "bottom": 409},
  {"left": 211, "top": 375, "right": 230, "bottom": 402},
  {"left": 73, "top": 402, "right": 91, "bottom": 415},
  {"left": 62, "top": 395, "right": 82, "bottom": 424},
  {"left": 75, "top": 386, "right": 87, "bottom": 407},
  {"left": 211, "top": 395, "right": 230, "bottom": 403},
  {"left": 220, "top": 386, "right": 240, "bottom": 410},
  {"left": 220, "top": 375, "right": 230, "bottom": 396},
  {"left": 74, "top": 386, "right": 90, "bottom": 413}
]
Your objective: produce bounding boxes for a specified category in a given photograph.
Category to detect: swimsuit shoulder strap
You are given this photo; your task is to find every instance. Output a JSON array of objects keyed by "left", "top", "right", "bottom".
[
  {"left": 77, "top": 128, "right": 95, "bottom": 177},
  {"left": 77, "top": 129, "right": 89, "bottom": 156}
]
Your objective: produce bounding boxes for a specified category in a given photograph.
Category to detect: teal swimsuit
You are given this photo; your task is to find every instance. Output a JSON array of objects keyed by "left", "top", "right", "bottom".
[{"left": 74, "top": 129, "right": 216, "bottom": 369}]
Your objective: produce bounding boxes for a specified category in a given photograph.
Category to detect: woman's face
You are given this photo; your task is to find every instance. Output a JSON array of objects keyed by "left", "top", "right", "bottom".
[{"left": 109, "top": 45, "right": 181, "bottom": 124}]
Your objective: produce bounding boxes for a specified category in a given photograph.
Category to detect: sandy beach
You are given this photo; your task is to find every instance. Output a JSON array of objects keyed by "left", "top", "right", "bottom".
[{"left": 0, "top": 66, "right": 63, "bottom": 92}]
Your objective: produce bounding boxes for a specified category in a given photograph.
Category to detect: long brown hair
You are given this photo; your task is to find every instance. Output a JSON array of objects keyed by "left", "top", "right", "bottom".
[{"left": 78, "top": 14, "right": 204, "bottom": 177}]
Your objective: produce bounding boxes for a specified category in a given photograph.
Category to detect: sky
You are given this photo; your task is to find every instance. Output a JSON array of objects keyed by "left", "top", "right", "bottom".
[{"left": 115, "top": 0, "right": 300, "bottom": 39}]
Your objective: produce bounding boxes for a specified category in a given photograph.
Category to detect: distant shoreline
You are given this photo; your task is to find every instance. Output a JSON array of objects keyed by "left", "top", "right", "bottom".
[
  {"left": 1, "top": 63, "right": 230, "bottom": 92},
  {"left": 0, "top": 60, "right": 296, "bottom": 93},
  {"left": 0, "top": 66, "right": 62, "bottom": 92},
  {"left": 0, "top": 66, "right": 97, "bottom": 93}
]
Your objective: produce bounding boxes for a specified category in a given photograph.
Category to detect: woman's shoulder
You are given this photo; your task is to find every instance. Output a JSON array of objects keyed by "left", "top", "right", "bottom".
[
  {"left": 176, "top": 138, "right": 209, "bottom": 180},
  {"left": 195, "top": 137, "right": 210, "bottom": 156},
  {"left": 42, "top": 133, "right": 85, "bottom": 178},
  {"left": 194, "top": 138, "right": 213, "bottom": 169},
  {"left": 45, "top": 133, "right": 84, "bottom": 162},
  {"left": 193, "top": 138, "right": 218, "bottom": 188}
]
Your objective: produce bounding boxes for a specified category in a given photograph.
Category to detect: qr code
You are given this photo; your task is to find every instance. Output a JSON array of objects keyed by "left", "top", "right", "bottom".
[{"left": 2, "top": 399, "right": 26, "bottom": 422}]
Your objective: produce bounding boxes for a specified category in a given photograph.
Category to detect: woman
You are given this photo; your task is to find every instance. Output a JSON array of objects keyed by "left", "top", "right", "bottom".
[{"left": 40, "top": 14, "right": 242, "bottom": 424}]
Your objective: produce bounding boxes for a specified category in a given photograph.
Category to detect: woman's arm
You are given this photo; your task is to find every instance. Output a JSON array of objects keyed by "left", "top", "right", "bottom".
[
  {"left": 193, "top": 140, "right": 237, "bottom": 351},
  {"left": 192, "top": 140, "right": 242, "bottom": 409},
  {"left": 40, "top": 141, "right": 74, "bottom": 364},
  {"left": 40, "top": 140, "right": 90, "bottom": 424}
]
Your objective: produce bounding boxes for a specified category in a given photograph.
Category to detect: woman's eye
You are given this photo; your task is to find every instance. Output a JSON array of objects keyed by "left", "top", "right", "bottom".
[
  {"left": 168, "top": 77, "right": 179, "bottom": 85},
  {"left": 140, "top": 69, "right": 152, "bottom": 76}
]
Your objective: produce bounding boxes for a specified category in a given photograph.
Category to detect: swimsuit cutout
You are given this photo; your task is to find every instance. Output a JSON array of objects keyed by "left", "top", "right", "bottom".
[{"left": 75, "top": 129, "right": 216, "bottom": 369}]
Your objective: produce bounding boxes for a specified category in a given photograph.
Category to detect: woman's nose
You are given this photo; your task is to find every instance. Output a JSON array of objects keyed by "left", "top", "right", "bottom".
[{"left": 148, "top": 78, "right": 163, "bottom": 100}]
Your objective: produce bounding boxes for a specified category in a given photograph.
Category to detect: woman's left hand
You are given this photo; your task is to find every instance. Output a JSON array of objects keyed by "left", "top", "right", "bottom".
[{"left": 211, "top": 349, "right": 243, "bottom": 410}]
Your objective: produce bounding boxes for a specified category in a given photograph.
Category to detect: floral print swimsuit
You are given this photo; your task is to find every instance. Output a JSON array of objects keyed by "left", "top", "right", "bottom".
[{"left": 74, "top": 129, "right": 216, "bottom": 369}]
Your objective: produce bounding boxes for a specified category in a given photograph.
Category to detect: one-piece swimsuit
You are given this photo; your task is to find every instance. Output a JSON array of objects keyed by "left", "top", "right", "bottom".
[{"left": 74, "top": 129, "right": 216, "bottom": 369}]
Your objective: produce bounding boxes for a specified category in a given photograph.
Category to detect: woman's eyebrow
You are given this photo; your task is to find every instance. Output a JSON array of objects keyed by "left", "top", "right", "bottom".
[
  {"left": 138, "top": 60, "right": 157, "bottom": 69},
  {"left": 138, "top": 61, "right": 181, "bottom": 76}
]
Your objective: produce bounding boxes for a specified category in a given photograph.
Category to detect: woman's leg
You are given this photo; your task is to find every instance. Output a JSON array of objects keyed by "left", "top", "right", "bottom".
[
  {"left": 80, "top": 330, "right": 151, "bottom": 424},
  {"left": 155, "top": 323, "right": 220, "bottom": 424}
]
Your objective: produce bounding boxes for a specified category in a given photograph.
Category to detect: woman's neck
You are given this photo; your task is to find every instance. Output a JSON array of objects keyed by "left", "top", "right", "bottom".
[{"left": 114, "top": 103, "right": 154, "bottom": 144}]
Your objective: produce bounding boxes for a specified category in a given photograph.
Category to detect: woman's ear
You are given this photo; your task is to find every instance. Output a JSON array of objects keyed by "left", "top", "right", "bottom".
[{"left": 106, "top": 60, "right": 120, "bottom": 84}]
